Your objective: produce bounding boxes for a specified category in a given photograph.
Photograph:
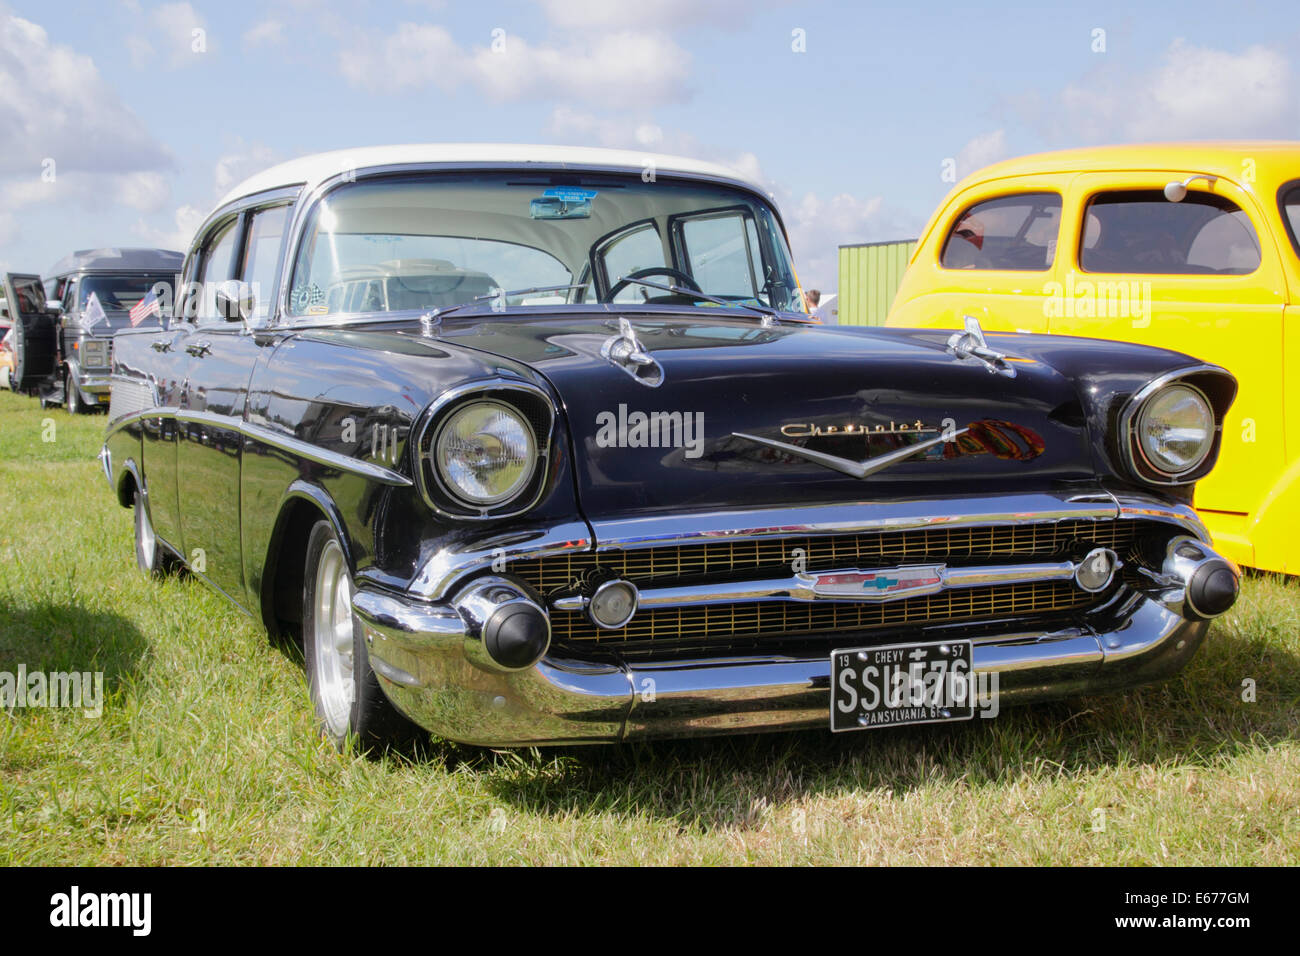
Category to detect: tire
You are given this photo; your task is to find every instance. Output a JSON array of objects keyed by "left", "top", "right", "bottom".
[
  {"left": 133, "top": 489, "right": 177, "bottom": 576},
  {"left": 65, "top": 372, "right": 82, "bottom": 414},
  {"left": 302, "top": 520, "right": 418, "bottom": 752}
]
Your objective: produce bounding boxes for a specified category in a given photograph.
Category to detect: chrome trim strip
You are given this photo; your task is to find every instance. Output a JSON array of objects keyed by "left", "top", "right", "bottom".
[
  {"left": 589, "top": 493, "right": 1120, "bottom": 551},
  {"left": 409, "top": 521, "right": 594, "bottom": 600},
  {"left": 1114, "top": 497, "right": 1209, "bottom": 542},
  {"left": 554, "top": 559, "right": 1087, "bottom": 612},
  {"left": 102, "top": 404, "right": 412, "bottom": 487},
  {"left": 731, "top": 427, "right": 969, "bottom": 480},
  {"left": 240, "top": 419, "right": 412, "bottom": 486}
]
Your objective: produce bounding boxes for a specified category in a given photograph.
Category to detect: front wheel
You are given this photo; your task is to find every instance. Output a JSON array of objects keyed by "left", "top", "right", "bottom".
[
  {"left": 133, "top": 489, "right": 177, "bottom": 576},
  {"left": 65, "top": 373, "right": 82, "bottom": 414},
  {"left": 302, "top": 520, "right": 418, "bottom": 752}
]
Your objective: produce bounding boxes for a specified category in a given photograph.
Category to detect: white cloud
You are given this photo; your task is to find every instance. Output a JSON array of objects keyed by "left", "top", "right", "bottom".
[
  {"left": 242, "top": 18, "right": 283, "bottom": 47},
  {"left": 1022, "top": 40, "right": 1294, "bottom": 143},
  {"left": 132, "top": 203, "right": 204, "bottom": 252},
  {"left": 152, "top": 1, "right": 213, "bottom": 68},
  {"left": 214, "top": 141, "right": 281, "bottom": 196},
  {"left": 954, "top": 129, "right": 1007, "bottom": 180},
  {"left": 340, "top": 23, "right": 691, "bottom": 107},
  {"left": 0, "top": 15, "right": 171, "bottom": 178},
  {"left": 533, "top": 0, "right": 782, "bottom": 29},
  {"left": 546, "top": 107, "right": 695, "bottom": 151}
]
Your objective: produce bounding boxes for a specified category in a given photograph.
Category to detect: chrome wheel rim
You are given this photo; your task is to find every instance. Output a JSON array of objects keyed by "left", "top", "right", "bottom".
[
  {"left": 312, "top": 538, "right": 355, "bottom": 737},
  {"left": 66, "top": 378, "right": 78, "bottom": 413},
  {"left": 136, "top": 498, "right": 156, "bottom": 571}
]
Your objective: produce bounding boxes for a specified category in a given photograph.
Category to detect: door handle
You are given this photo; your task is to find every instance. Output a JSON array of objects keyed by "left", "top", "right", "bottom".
[
  {"left": 151, "top": 341, "right": 171, "bottom": 352},
  {"left": 185, "top": 341, "right": 212, "bottom": 357}
]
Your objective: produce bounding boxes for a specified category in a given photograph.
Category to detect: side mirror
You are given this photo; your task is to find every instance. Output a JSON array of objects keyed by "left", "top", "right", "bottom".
[
  {"left": 214, "top": 280, "right": 257, "bottom": 327},
  {"left": 46, "top": 299, "right": 63, "bottom": 313}
]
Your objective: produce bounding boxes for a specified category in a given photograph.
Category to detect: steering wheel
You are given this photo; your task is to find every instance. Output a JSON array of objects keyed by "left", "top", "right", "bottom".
[{"left": 604, "top": 267, "right": 702, "bottom": 303}]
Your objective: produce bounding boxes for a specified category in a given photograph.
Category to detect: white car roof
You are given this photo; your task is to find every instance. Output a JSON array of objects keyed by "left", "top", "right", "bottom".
[{"left": 213, "top": 143, "right": 770, "bottom": 216}]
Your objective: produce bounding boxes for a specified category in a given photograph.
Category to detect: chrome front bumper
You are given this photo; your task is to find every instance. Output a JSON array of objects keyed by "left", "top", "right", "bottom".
[
  {"left": 355, "top": 493, "right": 1232, "bottom": 746},
  {"left": 356, "top": 587, "right": 1209, "bottom": 746}
]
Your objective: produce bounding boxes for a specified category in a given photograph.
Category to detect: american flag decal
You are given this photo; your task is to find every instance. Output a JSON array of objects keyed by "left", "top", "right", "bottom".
[{"left": 129, "top": 289, "right": 162, "bottom": 326}]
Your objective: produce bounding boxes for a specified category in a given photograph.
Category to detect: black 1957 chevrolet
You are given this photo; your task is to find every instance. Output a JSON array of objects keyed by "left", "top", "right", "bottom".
[{"left": 101, "top": 145, "right": 1241, "bottom": 748}]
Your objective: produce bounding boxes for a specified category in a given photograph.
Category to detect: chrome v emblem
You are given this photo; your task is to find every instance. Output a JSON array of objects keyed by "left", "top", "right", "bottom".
[{"left": 732, "top": 427, "right": 969, "bottom": 479}]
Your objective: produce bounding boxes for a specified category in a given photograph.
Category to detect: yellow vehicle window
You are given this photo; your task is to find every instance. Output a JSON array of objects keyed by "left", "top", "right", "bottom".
[
  {"left": 1279, "top": 181, "right": 1300, "bottom": 258},
  {"left": 939, "top": 193, "right": 1060, "bottom": 271},
  {"left": 1081, "top": 190, "right": 1260, "bottom": 275}
]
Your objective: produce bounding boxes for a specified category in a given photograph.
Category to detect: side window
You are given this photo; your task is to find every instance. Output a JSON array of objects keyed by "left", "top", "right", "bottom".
[
  {"left": 1081, "top": 190, "right": 1261, "bottom": 274},
  {"left": 940, "top": 193, "right": 1061, "bottom": 271},
  {"left": 60, "top": 279, "right": 76, "bottom": 313},
  {"left": 600, "top": 224, "right": 666, "bottom": 302},
  {"left": 195, "top": 218, "right": 240, "bottom": 324},
  {"left": 239, "top": 204, "right": 289, "bottom": 322},
  {"left": 681, "top": 213, "right": 761, "bottom": 298},
  {"left": 1280, "top": 182, "right": 1300, "bottom": 257}
]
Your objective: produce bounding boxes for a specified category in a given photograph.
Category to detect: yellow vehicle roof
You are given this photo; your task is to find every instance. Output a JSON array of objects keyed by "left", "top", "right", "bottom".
[{"left": 959, "top": 141, "right": 1300, "bottom": 191}]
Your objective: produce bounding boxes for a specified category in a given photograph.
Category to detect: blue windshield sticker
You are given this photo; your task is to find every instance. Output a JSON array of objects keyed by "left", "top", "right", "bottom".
[{"left": 542, "top": 187, "right": 598, "bottom": 202}]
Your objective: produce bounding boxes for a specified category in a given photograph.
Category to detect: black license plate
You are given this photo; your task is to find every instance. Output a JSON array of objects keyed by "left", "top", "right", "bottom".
[{"left": 830, "top": 640, "right": 975, "bottom": 732}]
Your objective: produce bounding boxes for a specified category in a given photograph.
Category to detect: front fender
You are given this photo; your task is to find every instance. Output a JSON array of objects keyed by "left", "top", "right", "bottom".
[{"left": 1246, "top": 456, "right": 1300, "bottom": 574}]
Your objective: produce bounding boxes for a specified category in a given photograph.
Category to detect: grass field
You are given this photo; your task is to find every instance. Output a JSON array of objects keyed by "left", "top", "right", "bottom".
[{"left": 1, "top": 387, "right": 1297, "bottom": 865}]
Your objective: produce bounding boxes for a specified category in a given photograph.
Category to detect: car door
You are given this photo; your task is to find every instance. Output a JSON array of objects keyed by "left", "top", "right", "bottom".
[
  {"left": 3, "top": 273, "right": 58, "bottom": 391},
  {"left": 888, "top": 174, "right": 1073, "bottom": 333},
  {"left": 1051, "top": 173, "right": 1287, "bottom": 518},
  {"left": 170, "top": 202, "right": 289, "bottom": 607}
]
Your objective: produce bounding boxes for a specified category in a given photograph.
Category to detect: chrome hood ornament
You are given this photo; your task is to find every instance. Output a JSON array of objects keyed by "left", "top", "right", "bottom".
[
  {"left": 946, "top": 315, "right": 1015, "bottom": 378},
  {"left": 732, "top": 426, "right": 968, "bottom": 479},
  {"left": 601, "top": 317, "right": 664, "bottom": 388}
]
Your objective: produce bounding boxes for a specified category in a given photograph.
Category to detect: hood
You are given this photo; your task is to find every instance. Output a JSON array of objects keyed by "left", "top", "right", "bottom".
[{"left": 434, "top": 314, "right": 1103, "bottom": 520}]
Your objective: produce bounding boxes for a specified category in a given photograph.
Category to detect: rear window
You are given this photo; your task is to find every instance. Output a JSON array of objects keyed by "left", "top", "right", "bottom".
[
  {"left": 939, "top": 193, "right": 1061, "bottom": 271},
  {"left": 1081, "top": 190, "right": 1261, "bottom": 274}
]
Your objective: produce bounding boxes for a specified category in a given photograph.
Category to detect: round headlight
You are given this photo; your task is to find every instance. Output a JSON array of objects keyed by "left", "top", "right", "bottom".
[
  {"left": 433, "top": 400, "right": 537, "bottom": 505},
  {"left": 1136, "top": 383, "right": 1214, "bottom": 477}
]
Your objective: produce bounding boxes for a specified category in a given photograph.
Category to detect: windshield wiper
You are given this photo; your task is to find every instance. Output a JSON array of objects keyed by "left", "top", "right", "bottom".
[
  {"left": 419, "top": 283, "right": 591, "bottom": 334},
  {"left": 614, "top": 275, "right": 781, "bottom": 326}
]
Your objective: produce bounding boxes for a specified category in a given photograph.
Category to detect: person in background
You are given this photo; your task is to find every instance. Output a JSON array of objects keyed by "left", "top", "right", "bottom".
[{"left": 804, "top": 289, "right": 821, "bottom": 315}]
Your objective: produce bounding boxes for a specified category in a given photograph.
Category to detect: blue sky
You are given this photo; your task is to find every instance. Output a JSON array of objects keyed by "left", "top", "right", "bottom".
[{"left": 2, "top": 0, "right": 1296, "bottom": 290}]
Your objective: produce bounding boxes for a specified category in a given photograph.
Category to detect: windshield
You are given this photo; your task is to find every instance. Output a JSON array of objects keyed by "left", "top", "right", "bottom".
[
  {"left": 287, "top": 171, "right": 803, "bottom": 319},
  {"left": 77, "top": 274, "right": 174, "bottom": 313}
]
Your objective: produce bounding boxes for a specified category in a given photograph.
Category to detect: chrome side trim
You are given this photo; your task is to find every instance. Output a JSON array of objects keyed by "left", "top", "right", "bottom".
[
  {"left": 552, "top": 558, "right": 1090, "bottom": 612},
  {"left": 241, "top": 419, "right": 412, "bottom": 487},
  {"left": 102, "top": 404, "right": 412, "bottom": 487}
]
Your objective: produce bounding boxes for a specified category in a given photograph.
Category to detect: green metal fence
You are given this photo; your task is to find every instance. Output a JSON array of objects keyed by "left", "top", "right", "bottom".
[{"left": 836, "top": 239, "right": 917, "bottom": 326}]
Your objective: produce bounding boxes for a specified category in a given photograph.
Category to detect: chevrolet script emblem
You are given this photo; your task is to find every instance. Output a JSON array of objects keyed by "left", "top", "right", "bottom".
[{"left": 732, "top": 426, "right": 969, "bottom": 479}]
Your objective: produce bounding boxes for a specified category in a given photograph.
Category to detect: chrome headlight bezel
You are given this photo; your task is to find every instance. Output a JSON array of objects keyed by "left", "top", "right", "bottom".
[
  {"left": 413, "top": 380, "right": 555, "bottom": 520},
  {"left": 1120, "top": 368, "right": 1231, "bottom": 486}
]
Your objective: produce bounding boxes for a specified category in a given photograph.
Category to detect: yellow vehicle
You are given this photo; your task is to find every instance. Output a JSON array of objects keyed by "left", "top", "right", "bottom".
[{"left": 887, "top": 142, "right": 1300, "bottom": 573}]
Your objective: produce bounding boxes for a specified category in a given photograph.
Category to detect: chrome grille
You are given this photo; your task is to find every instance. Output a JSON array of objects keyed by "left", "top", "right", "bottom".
[
  {"left": 511, "top": 518, "right": 1150, "bottom": 651},
  {"left": 515, "top": 519, "right": 1141, "bottom": 594}
]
